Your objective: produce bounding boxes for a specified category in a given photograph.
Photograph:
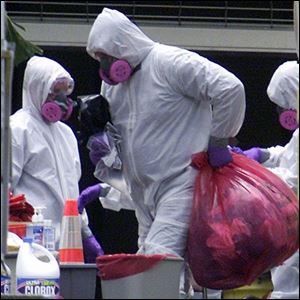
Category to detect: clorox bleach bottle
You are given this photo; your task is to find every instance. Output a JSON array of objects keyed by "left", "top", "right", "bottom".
[{"left": 16, "top": 237, "right": 60, "bottom": 297}]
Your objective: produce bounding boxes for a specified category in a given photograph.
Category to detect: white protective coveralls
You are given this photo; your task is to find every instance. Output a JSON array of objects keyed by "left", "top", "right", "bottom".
[
  {"left": 265, "top": 60, "right": 299, "bottom": 299},
  {"left": 10, "top": 56, "right": 82, "bottom": 247},
  {"left": 87, "top": 8, "right": 246, "bottom": 258}
]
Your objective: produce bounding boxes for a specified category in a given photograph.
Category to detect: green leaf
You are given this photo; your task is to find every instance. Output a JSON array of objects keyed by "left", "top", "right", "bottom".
[
  {"left": 9, "top": 17, "right": 26, "bottom": 31},
  {"left": 5, "top": 14, "right": 44, "bottom": 66}
]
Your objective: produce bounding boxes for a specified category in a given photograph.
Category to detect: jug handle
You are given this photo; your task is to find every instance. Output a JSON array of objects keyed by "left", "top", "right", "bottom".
[{"left": 31, "top": 242, "right": 57, "bottom": 264}]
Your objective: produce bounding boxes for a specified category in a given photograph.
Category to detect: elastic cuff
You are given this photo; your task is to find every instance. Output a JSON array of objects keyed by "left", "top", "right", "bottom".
[
  {"left": 99, "top": 184, "right": 111, "bottom": 197},
  {"left": 259, "top": 148, "right": 270, "bottom": 163},
  {"left": 208, "top": 136, "right": 229, "bottom": 148},
  {"left": 81, "top": 224, "right": 93, "bottom": 239}
]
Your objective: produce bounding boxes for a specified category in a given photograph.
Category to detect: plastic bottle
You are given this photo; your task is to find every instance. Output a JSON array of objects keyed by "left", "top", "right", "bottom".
[
  {"left": 43, "top": 219, "right": 56, "bottom": 251},
  {"left": 27, "top": 207, "right": 45, "bottom": 245},
  {"left": 1, "top": 255, "right": 11, "bottom": 295},
  {"left": 16, "top": 237, "right": 60, "bottom": 297}
]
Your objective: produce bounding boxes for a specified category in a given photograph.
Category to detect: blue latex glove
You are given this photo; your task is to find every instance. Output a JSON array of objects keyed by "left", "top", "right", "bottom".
[
  {"left": 87, "top": 132, "right": 111, "bottom": 166},
  {"left": 82, "top": 235, "right": 104, "bottom": 263},
  {"left": 78, "top": 184, "right": 102, "bottom": 214}
]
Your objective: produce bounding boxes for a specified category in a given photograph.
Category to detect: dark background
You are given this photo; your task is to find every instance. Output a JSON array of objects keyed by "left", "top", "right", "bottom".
[{"left": 10, "top": 47, "right": 297, "bottom": 255}]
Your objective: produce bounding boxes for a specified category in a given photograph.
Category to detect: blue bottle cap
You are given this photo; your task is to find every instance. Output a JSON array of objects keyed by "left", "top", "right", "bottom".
[{"left": 23, "top": 237, "right": 33, "bottom": 243}]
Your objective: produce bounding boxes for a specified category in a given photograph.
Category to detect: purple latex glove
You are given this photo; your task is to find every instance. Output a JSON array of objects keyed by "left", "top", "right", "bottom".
[
  {"left": 231, "top": 146, "right": 262, "bottom": 162},
  {"left": 207, "top": 146, "right": 233, "bottom": 168},
  {"left": 230, "top": 146, "right": 270, "bottom": 163},
  {"left": 87, "top": 133, "right": 111, "bottom": 166},
  {"left": 243, "top": 147, "right": 262, "bottom": 162},
  {"left": 230, "top": 146, "right": 244, "bottom": 155},
  {"left": 82, "top": 235, "right": 104, "bottom": 263},
  {"left": 78, "top": 184, "right": 102, "bottom": 214}
]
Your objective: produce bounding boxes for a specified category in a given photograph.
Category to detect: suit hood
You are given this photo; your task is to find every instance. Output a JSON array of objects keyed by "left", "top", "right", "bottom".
[{"left": 86, "top": 8, "right": 156, "bottom": 68}]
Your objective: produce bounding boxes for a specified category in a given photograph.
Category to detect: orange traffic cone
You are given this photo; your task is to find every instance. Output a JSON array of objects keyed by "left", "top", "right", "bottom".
[{"left": 59, "top": 199, "right": 84, "bottom": 264}]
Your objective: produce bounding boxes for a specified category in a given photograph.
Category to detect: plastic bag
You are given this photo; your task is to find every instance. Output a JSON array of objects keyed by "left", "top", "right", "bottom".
[
  {"left": 97, "top": 253, "right": 168, "bottom": 280},
  {"left": 187, "top": 152, "right": 299, "bottom": 290},
  {"left": 90, "top": 124, "right": 128, "bottom": 192},
  {"left": 87, "top": 131, "right": 111, "bottom": 159},
  {"left": 9, "top": 193, "right": 34, "bottom": 222},
  {"left": 87, "top": 123, "right": 122, "bottom": 170}
]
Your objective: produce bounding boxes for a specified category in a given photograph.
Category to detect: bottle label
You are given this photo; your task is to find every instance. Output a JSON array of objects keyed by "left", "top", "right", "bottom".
[
  {"left": 26, "top": 224, "right": 44, "bottom": 245},
  {"left": 17, "top": 278, "right": 59, "bottom": 297},
  {"left": 1, "top": 275, "right": 11, "bottom": 295},
  {"left": 32, "top": 225, "right": 44, "bottom": 245},
  {"left": 43, "top": 227, "right": 56, "bottom": 251}
]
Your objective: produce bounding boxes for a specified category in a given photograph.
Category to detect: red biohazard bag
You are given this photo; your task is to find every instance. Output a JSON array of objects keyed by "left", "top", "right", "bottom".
[
  {"left": 187, "top": 152, "right": 299, "bottom": 290},
  {"left": 96, "top": 253, "right": 169, "bottom": 280},
  {"left": 9, "top": 193, "right": 34, "bottom": 222}
]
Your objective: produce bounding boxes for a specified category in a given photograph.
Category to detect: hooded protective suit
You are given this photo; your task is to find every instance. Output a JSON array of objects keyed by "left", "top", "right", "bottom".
[
  {"left": 10, "top": 56, "right": 81, "bottom": 247},
  {"left": 264, "top": 61, "right": 299, "bottom": 191},
  {"left": 265, "top": 61, "right": 299, "bottom": 299},
  {"left": 87, "top": 8, "right": 246, "bottom": 257}
]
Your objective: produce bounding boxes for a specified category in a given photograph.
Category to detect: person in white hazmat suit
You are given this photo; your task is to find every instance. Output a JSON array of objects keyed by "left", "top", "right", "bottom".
[
  {"left": 79, "top": 8, "right": 246, "bottom": 295},
  {"left": 233, "top": 60, "right": 299, "bottom": 299},
  {"left": 10, "top": 56, "right": 104, "bottom": 262}
]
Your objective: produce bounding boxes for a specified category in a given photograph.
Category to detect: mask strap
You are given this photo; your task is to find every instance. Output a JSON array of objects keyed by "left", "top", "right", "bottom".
[{"left": 61, "top": 98, "right": 74, "bottom": 121}]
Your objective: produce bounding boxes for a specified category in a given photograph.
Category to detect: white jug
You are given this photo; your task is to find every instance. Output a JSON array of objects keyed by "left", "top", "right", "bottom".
[{"left": 16, "top": 237, "right": 60, "bottom": 297}]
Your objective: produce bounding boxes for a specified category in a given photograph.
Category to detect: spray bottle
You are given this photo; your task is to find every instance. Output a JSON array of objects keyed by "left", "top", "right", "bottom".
[
  {"left": 43, "top": 219, "right": 55, "bottom": 251},
  {"left": 26, "top": 207, "right": 45, "bottom": 245}
]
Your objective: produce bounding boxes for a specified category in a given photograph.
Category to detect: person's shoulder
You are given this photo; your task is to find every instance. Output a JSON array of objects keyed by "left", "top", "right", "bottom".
[
  {"left": 56, "top": 122, "right": 77, "bottom": 139},
  {"left": 10, "top": 110, "right": 33, "bottom": 131},
  {"left": 10, "top": 110, "right": 40, "bottom": 143},
  {"left": 280, "top": 60, "right": 298, "bottom": 69},
  {"left": 154, "top": 43, "right": 191, "bottom": 58},
  {"left": 153, "top": 44, "right": 204, "bottom": 68},
  {"left": 275, "top": 61, "right": 299, "bottom": 78},
  {"left": 56, "top": 121, "right": 74, "bottom": 133}
]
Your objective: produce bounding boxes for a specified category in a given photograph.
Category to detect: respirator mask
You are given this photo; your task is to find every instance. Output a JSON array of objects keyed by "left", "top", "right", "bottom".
[
  {"left": 41, "top": 78, "right": 76, "bottom": 123},
  {"left": 98, "top": 54, "right": 132, "bottom": 85},
  {"left": 277, "top": 107, "right": 298, "bottom": 131}
]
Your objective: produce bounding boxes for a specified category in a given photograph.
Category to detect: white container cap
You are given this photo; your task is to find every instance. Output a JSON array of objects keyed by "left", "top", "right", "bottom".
[
  {"left": 44, "top": 219, "right": 52, "bottom": 226},
  {"left": 32, "top": 206, "right": 46, "bottom": 222}
]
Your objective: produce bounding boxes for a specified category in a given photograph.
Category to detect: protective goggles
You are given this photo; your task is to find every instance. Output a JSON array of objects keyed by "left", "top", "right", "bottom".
[{"left": 50, "top": 77, "right": 74, "bottom": 96}]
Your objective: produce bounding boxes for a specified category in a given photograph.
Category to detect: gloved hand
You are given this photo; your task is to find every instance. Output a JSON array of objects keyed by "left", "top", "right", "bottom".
[
  {"left": 78, "top": 184, "right": 110, "bottom": 214},
  {"left": 87, "top": 132, "right": 111, "bottom": 166},
  {"left": 207, "top": 137, "right": 232, "bottom": 168},
  {"left": 82, "top": 235, "right": 104, "bottom": 263},
  {"left": 78, "top": 184, "right": 101, "bottom": 214},
  {"left": 230, "top": 147, "right": 270, "bottom": 163},
  {"left": 229, "top": 146, "right": 244, "bottom": 155},
  {"left": 234, "top": 147, "right": 262, "bottom": 162}
]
